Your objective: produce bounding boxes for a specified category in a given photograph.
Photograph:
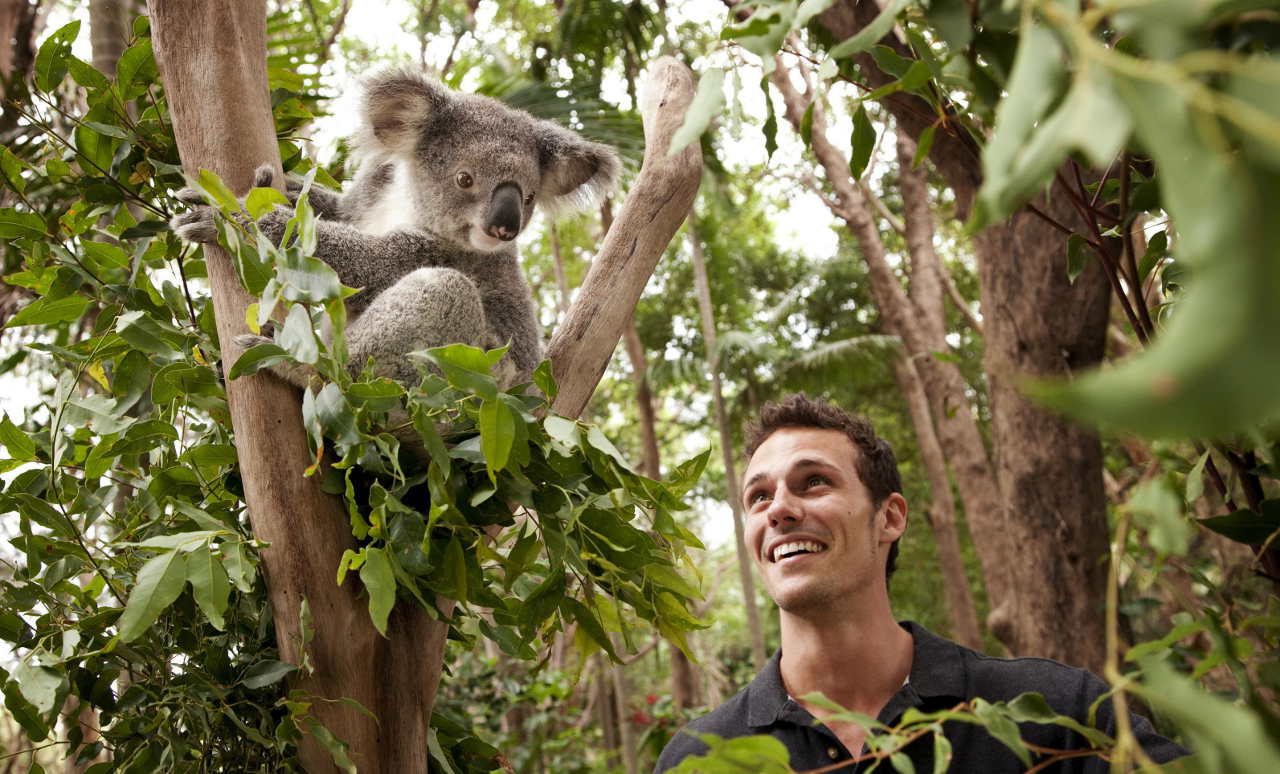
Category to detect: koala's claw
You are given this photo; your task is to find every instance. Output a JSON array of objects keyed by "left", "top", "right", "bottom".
[
  {"left": 170, "top": 204, "right": 217, "bottom": 244},
  {"left": 254, "top": 165, "right": 275, "bottom": 189},
  {"left": 234, "top": 333, "right": 272, "bottom": 351}
]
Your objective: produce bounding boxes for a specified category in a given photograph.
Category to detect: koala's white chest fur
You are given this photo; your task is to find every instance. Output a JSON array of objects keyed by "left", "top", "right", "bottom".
[{"left": 354, "top": 162, "right": 417, "bottom": 236}]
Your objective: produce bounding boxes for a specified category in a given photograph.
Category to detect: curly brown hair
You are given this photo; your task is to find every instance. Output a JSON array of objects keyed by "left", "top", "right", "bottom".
[{"left": 744, "top": 394, "right": 903, "bottom": 581}]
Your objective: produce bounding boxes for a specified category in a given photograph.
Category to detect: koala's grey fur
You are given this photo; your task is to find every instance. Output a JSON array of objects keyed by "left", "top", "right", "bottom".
[{"left": 173, "top": 67, "right": 620, "bottom": 391}]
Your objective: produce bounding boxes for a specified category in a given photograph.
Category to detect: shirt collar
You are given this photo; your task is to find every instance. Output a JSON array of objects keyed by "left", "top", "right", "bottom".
[{"left": 743, "top": 621, "right": 969, "bottom": 728}]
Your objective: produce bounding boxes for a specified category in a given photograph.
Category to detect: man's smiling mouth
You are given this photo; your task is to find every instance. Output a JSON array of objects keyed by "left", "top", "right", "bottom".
[{"left": 770, "top": 540, "right": 828, "bottom": 562}]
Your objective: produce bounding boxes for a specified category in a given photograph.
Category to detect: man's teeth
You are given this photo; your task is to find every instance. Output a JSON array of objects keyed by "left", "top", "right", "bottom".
[{"left": 772, "top": 541, "right": 826, "bottom": 562}]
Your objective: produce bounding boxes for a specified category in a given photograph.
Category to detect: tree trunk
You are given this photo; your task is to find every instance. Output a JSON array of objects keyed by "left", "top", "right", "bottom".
[
  {"left": 152, "top": 8, "right": 699, "bottom": 767},
  {"left": 611, "top": 655, "right": 640, "bottom": 774},
  {"left": 770, "top": 57, "right": 1008, "bottom": 643},
  {"left": 148, "top": 3, "right": 438, "bottom": 770},
  {"left": 816, "top": 1, "right": 1113, "bottom": 670},
  {"left": 89, "top": 0, "right": 131, "bottom": 76},
  {"left": 687, "top": 220, "right": 767, "bottom": 670},
  {"left": 547, "top": 58, "right": 701, "bottom": 419},
  {"left": 890, "top": 357, "right": 982, "bottom": 649},
  {"left": 621, "top": 318, "right": 700, "bottom": 708}
]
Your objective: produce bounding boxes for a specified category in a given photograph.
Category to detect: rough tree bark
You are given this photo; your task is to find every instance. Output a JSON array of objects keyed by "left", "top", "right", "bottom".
[
  {"left": 687, "top": 219, "right": 768, "bottom": 671},
  {"left": 149, "top": 3, "right": 440, "bottom": 770},
  {"left": 771, "top": 57, "right": 993, "bottom": 648},
  {"left": 816, "top": 0, "right": 1112, "bottom": 670},
  {"left": 621, "top": 319, "right": 700, "bottom": 707},
  {"left": 150, "top": 4, "right": 700, "bottom": 767},
  {"left": 88, "top": 0, "right": 130, "bottom": 76},
  {"left": 547, "top": 57, "right": 702, "bottom": 417}
]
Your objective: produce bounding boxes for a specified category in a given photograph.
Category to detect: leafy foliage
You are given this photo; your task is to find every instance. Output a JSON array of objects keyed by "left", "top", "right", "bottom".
[{"left": 0, "top": 13, "right": 705, "bottom": 771}]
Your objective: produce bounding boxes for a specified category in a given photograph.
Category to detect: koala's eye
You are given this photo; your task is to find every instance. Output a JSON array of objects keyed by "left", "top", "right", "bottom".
[
  {"left": 524, "top": 192, "right": 535, "bottom": 206},
  {"left": 455, "top": 171, "right": 473, "bottom": 189}
]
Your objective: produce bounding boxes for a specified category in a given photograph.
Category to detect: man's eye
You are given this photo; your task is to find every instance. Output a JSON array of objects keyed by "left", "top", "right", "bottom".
[
  {"left": 748, "top": 491, "right": 769, "bottom": 505},
  {"left": 806, "top": 475, "right": 828, "bottom": 488}
]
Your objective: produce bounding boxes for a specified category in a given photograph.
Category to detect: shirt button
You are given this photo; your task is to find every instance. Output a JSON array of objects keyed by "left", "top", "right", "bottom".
[{"left": 827, "top": 747, "right": 839, "bottom": 759}]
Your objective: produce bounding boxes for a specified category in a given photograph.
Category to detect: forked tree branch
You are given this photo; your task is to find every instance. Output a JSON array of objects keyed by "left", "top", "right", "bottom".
[{"left": 548, "top": 57, "right": 702, "bottom": 417}]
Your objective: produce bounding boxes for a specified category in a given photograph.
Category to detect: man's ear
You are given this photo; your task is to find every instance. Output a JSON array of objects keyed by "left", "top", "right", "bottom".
[
  {"left": 536, "top": 120, "right": 621, "bottom": 217},
  {"left": 358, "top": 68, "right": 447, "bottom": 157},
  {"left": 879, "top": 493, "right": 908, "bottom": 545}
]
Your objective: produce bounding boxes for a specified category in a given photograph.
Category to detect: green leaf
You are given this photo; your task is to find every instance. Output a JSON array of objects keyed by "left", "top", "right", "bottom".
[
  {"left": 118, "top": 550, "right": 188, "bottom": 642},
  {"left": 419, "top": 345, "right": 500, "bottom": 400},
  {"left": 532, "top": 359, "right": 557, "bottom": 400},
  {"left": 0, "top": 147, "right": 30, "bottom": 194},
  {"left": 1135, "top": 661, "right": 1280, "bottom": 773},
  {"left": 1126, "top": 478, "right": 1190, "bottom": 556},
  {"left": 669, "top": 68, "right": 725, "bottom": 156},
  {"left": 827, "top": 0, "right": 911, "bottom": 58},
  {"left": 844, "top": 104, "right": 875, "bottom": 177},
  {"left": 932, "top": 733, "right": 953, "bottom": 774},
  {"left": 245, "top": 186, "right": 290, "bottom": 219},
  {"left": 228, "top": 342, "right": 291, "bottom": 379},
  {"left": 34, "top": 20, "right": 80, "bottom": 93},
  {"left": 1005, "top": 692, "right": 1112, "bottom": 747},
  {"left": 0, "top": 208, "right": 48, "bottom": 240},
  {"left": 359, "top": 547, "right": 396, "bottom": 636},
  {"left": 279, "top": 255, "right": 343, "bottom": 303},
  {"left": 300, "top": 718, "right": 358, "bottom": 774},
  {"left": 912, "top": 125, "right": 935, "bottom": 168},
  {"left": 187, "top": 545, "right": 230, "bottom": 630},
  {"left": 890, "top": 752, "right": 916, "bottom": 774},
  {"left": 561, "top": 598, "right": 617, "bottom": 660},
  {"left": 195, "top": 169, "right": 240, "bottom": 214},
  {"left": 278, "top": 304, "right": 319, "bottom": 364},
  {"left": 1031, "top": 72, "right": 1280, "bottom": 437},
  {"left": 1066, "top": 235, "right": 1091, "bottom": 284},
  {"left": 971, "top": 23, "right": 1065, "bottom": 228},
  {"left": 479, "top": 397, "right": 515, "bottom": 478},
  {"left": 799, "top": 101, "right": 815, "bottom": 150},
  {"left": 222, "top": 540, "right": 256, "bottom": 593},
  {"left": 973, "top": 699, "right": 1030, "bottom": 765},
  {"left": 242, "top": 660, "right": 296, "bottom": 689},
  {"left": 12, "top": 661, "right": 63, "bottom": 714},
  {"left": 65, "top": 56, "right": 109, "bottom": 91},
  {"left": 1199, "top": 501, "right": 1280, "bottom": 546},
  {"left": 979, "top": 56, "right": 1129, "bottom": 226},
  {"left": 1137, "top": 230, "right": 1167, "bottom": 284},
  {"left": 114, "top": 310, "right": 184, "bottom": 358},
  {"left": 671, "top": 733, "right": 791, "bottom": 772},
  {"left": 4, "top": 295, "right": 89, "bottom": 329},
  {"left": 116, "top": 39, "right": 157, "bottom": 100},
  {"left": 2, "top": 667, "right": 48, "bottom": 741},
  {"left": 0, "top": 415, "right": 36, "bottom": 461},
  {"left": 439, "top": 537, "right": 468, "bottom": 602},
  {"left": 1184, "top": 450, "right": 1209, "bottom": 503}
]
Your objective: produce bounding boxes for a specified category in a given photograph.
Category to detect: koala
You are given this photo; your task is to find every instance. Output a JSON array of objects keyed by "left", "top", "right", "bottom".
[{"left": 172, "top": 67, "right": 620, "bottom": 392}]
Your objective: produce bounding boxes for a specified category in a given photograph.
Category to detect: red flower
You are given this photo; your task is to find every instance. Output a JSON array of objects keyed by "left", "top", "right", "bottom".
[
  {"left": 631, "top": 710, "right": 652, "bottom": 726},
  {"left": 645, "top": 693, "right": 658, "bottom": 705}
]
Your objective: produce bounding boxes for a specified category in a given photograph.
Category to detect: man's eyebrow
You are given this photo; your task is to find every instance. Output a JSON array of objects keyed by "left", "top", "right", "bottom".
[{"left": 742, "top": 459, "right": 838, "bottom": 492}]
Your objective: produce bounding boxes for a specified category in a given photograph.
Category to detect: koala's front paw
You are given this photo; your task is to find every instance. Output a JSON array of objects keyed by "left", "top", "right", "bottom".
[
  {"left": 233, "top": 333, "right": 273, "bottom": 351},
  {"left": 170, "top": 187, "right": 218, "bottom": 244}
]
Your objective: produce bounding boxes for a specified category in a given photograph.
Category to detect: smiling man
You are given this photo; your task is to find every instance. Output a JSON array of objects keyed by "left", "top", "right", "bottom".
[{"left": 653, "top": 394, "right": 1186, "bottom": 772}]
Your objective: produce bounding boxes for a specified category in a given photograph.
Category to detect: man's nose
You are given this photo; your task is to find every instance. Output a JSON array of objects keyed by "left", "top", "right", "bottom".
[{"left": 764, "top": 486, "right": 802, "bottom": 526}]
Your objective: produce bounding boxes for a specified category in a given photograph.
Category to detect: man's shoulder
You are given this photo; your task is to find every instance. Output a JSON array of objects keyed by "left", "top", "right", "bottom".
[
  {"left": 653, "top": 688, "right": 756, "bottom": 772},
  {"left": 957, "top": 645, "right": 1106, "bottom": 706},
  {"left": 906, "top": 623, "right": 1102, "bottom": 705}
]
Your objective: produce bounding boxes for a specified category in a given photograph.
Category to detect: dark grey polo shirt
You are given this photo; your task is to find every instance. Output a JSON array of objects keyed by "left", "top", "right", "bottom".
[{"left": 654, "top": 621, "right": 1186, "bottom": 772}]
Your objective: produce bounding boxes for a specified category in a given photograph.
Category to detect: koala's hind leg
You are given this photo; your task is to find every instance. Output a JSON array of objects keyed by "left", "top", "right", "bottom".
[{"left": 348, "top": 267, "right": 510, "bottom": 386}]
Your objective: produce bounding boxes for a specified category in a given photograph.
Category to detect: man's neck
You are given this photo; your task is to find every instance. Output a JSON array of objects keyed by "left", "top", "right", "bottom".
[{"left": 778, "top": 601, "right": 913, "bottom": 720}]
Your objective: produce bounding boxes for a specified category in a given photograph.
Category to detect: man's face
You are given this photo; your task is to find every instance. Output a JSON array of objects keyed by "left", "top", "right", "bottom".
[{"left": 741, "top": 427, "right": 905, "bottom": 615}]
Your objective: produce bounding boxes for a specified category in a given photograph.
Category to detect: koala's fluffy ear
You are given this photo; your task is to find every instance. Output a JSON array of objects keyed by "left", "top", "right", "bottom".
[
  {"left": 536, "top": 121, "right": 621, "bottom": 217},
  {"left": 357, "top": 68, "right": 447, "bottom": 158}
]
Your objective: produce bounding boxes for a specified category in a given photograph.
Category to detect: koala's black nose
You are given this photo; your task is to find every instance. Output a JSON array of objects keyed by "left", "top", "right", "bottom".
[{"left": 485, "top": 183, "right": 523, "bottom": 241}]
